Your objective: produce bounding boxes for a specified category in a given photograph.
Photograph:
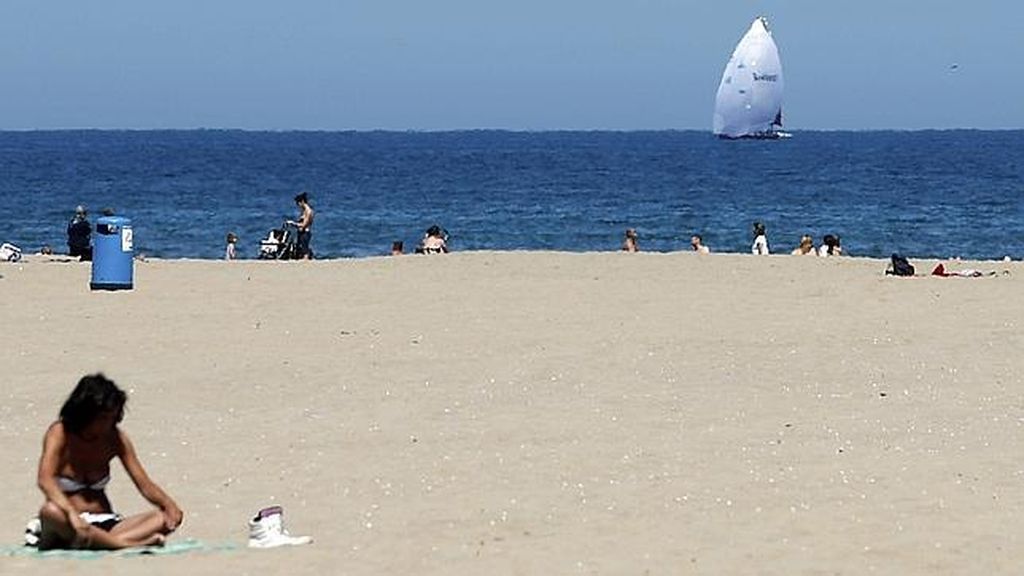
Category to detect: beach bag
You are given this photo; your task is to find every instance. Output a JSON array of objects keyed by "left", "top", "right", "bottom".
[
  {"left": 0, "top": 242, "right": 22, "bottom": 262},
  {"left": 888, "top": 253, "right": 914, "bottom": 277}
]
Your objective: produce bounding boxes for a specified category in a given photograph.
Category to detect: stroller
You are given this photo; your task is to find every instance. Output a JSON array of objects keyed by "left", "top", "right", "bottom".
[{"left": 258, "top": 223, "right": 301, "bottom": 260}]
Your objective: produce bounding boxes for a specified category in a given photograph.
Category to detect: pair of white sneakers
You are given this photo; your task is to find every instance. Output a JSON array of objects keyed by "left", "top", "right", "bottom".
[{"left": 247, "top": 506, "right": 313, "bottom": 549}]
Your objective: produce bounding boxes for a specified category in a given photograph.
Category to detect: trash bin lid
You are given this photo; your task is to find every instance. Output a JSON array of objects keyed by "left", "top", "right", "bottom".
[{"left": 96, "top": 215, "right": 131, "bottom": 226}]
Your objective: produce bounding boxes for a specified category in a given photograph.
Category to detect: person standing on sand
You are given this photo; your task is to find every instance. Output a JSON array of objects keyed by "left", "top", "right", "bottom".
[
  {"left": 32, "top": 374, "right": 183, "bottom": 550},
  {"left": 67, "top": 206, "right": 92, "bottom": 261},
  {"left": 225, "top": 232, "right": 238, "bottom": 260},
  {"left": 287, "top": 192, "right": 315, "bottom": 259},
  {"left": 751, "top": 221, "right": 770, "bottom": 255}
]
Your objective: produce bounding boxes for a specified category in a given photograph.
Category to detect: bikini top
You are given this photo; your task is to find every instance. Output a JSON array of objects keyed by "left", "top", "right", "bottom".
[{"left": 57, "top": 473, "right": 111, "bottom": 493}]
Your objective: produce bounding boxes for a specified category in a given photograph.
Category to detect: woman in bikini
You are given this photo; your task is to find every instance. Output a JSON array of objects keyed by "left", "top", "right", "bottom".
[{"left": 35, "top": 374, "right": 183, "bottom": 550}]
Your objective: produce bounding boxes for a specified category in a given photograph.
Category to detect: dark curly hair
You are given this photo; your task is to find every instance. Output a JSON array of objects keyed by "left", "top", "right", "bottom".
[{"left": 59, "top": 374, "right": 127, "bottom": 434}]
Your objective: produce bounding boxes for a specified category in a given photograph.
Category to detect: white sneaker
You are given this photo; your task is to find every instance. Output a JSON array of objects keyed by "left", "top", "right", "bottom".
[
  {"left": 24, "top": 517, "right": 42, "bottom": 547},
  {"left": 248, "top": 506, "right": 312, "bottom": 549}
]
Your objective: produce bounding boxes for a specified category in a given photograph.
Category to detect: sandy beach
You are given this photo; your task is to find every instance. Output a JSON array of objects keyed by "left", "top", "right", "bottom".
[{"left": 1, "top": 252, "right": 1021, "bottom": 575}]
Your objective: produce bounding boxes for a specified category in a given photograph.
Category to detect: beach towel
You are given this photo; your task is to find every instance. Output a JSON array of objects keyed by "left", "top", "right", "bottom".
[
  {"left": 1, "top": 538, "right": 237, "bottom": 559},
  {"left": 23, "top": 514, "right": 123, "bottom": 546}
]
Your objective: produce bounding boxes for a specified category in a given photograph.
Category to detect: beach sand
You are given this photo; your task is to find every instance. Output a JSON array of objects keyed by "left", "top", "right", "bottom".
[{"left": 1, "top": 252, "right": 1021, "bottom": 575}]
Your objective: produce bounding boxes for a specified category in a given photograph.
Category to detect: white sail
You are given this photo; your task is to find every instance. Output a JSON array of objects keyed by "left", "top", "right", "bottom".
[{"left": 712, "top": 17, "right": 785, "bottom": 138}]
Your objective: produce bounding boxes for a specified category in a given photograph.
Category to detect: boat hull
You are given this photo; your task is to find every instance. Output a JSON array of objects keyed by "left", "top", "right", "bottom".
[{"left": 716, "top": 130, "right": 791, "bottom": 140}]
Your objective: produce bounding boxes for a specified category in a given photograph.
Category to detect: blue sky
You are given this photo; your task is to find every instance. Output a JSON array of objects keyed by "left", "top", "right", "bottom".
[{"left": 0, "top": 1, "right": 1018, "bottom": 130}]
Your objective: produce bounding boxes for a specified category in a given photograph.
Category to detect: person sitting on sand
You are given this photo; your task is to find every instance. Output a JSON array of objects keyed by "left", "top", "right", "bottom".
[
  {"left": 391, "top": 241, "right": 404, "bottom": 256},
  {"left": 751, "top": 221, "right": 770, "bottom": 255},
  {"left": 622, "top": 228, "right": 639, "bottom": 252},
  {"left": 33, "top": 374, "right": 183, "bottom": 550},
  {"left": 818, "top": 234, "right": 843, "bottom": 257},
  {"left": 690, "top": 234, "right": 710, "bottom": 254},
  {"left": 416, "top": 225, "right": 449, "bottom": 254},
  {"left": 791, "top": 235, "right": 815, "bottom": 256}
]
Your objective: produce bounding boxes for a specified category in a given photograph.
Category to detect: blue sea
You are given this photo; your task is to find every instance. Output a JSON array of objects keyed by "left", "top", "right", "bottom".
[{"left": 0, "top": 130, "right": 1021, "bottom": 260}]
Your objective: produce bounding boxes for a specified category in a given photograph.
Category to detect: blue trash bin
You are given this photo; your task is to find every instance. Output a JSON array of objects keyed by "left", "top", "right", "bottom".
[{"left": 90, "top": 216, "right": 134, "bottom": 290}]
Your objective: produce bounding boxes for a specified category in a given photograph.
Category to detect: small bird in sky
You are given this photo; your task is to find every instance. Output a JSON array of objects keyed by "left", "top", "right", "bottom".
[{"left": 949, "top": 63, "right": 959, "bottom": 71}]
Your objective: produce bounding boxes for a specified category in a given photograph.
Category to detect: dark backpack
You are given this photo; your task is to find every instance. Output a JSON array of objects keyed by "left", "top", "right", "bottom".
[{"left": 888, "top": 253, "right": 915, "bottom": 277}]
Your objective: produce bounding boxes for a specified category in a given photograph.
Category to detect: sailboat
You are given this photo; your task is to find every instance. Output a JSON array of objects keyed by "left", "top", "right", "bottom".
[{"left": 712, "top": 17, "right": 789, "bottom": 139}]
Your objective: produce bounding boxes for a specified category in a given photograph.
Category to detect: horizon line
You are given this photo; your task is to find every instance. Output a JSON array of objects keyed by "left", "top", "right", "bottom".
[{"left": 2, "top": 127, "right": 1022, "bottom": 134}]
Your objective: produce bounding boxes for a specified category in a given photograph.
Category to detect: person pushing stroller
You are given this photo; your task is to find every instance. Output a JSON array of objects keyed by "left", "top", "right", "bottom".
[
  {"left": 286, "top": 192, "right": 314, "bottom": 260},
  {"left": 258, "top": 192, "right": 314, "bottom": 260}
]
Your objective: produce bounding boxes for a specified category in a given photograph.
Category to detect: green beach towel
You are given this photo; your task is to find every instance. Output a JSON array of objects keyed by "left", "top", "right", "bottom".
[{"left": 1, "top": 539, "right": 237, "bottom": 559}]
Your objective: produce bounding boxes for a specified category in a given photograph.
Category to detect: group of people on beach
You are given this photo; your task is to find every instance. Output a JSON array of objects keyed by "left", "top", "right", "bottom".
[
  {"left": 750, "top": 222, "right": 844, "bottom": 256},
  {"left": 61, "top": 205, "right": 116, "bottom": 262},
  {"left": 389, "top": 225, "right": 450, "bottom": 256},
  {"left": 622, "top": 221, "right": 844, "bottom": 257},
  {"left": 223, "top": 192, "right": 449, "bottom": 260},
  {"left": 60, "top": 195, "right": 841, "bottom": 262},
  {"left": 59, "top": 192, "right": 450, "bottom": 263},
  {"left": 227, "top": 192, "right": 315, "bottom": 261},
  {"left": 789, "top": 233, "right": 843, "bottom": 257}
]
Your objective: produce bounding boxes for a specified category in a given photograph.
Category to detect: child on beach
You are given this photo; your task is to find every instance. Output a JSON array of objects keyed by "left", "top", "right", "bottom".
[
  {"left": 32, "top": 374, "right": 184, "bottom": 550},
  {"left": 751, "top": 222, "right": 770, "bottom": 255},
  {"left": 225, "top": 232, "right": 238, "bottom": 260}
]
